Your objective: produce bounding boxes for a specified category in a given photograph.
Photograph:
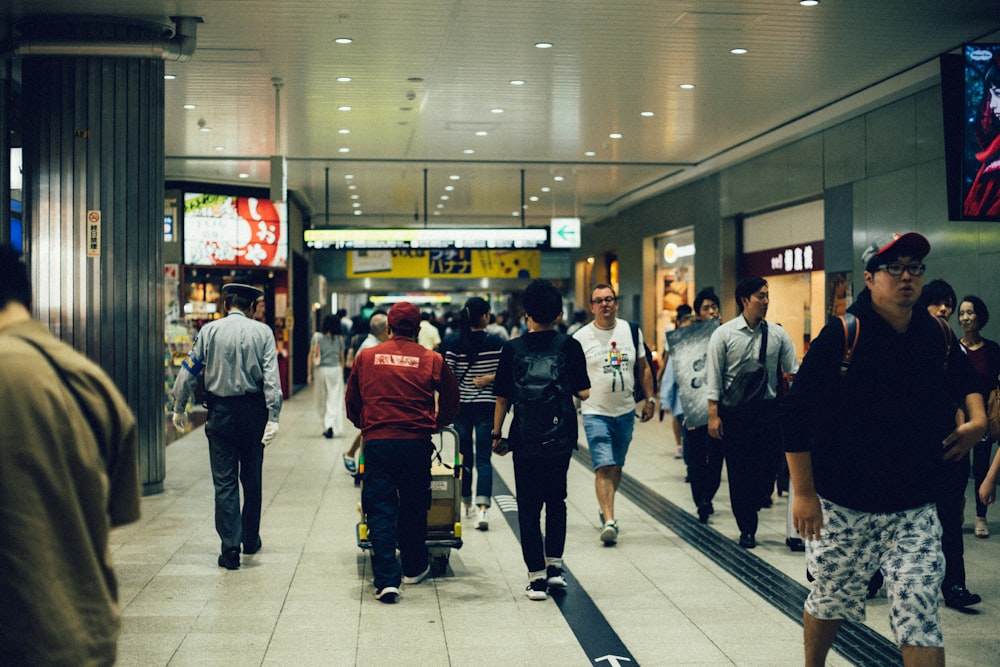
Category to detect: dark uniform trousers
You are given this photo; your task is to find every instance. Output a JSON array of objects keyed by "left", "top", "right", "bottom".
[
  {"left": 936, "top": 455, "right": 972, "bottom": 592},
  {"left": 686, "top": 425, "right": 725, "bottom": 513},
  {"left": 204, "top": 393, "right": 268, "bottom": 554},
  {"left": 720, "top": 399, "right": 780, "bottom": 537},
  {"left": 362, "top": 438, "right": 432, "bottom": 591}
]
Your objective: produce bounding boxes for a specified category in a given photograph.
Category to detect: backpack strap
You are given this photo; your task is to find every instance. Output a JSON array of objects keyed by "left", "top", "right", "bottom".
[
  {"left": 838, "top": 313, "right": 860, "bottom": 378},
  {"left": 931, "top": 315, "right": 952, "bottom": 372},
  {"left": 628, "top": 320, "right": 639, "bottom": 352}
]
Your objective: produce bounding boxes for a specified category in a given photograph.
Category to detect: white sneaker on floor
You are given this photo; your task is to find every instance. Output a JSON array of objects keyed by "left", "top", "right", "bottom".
[
  {"left": 375, "top": 586, "right": 399, "bottom": 603},
  {"left": 402, "top": 565, "right": 430, "bottom": 585},
  {"left": 600, "top": 520, "right": 619, "bottom": 545},
  {"left": 975, "top": 516, "right": 989, "bottom": 538},
  {"left": 476, "top": 508, "right": 489, "bottom": 531},
  {"left": 525, "top": 578, "right": 547, "bottom": 601}
]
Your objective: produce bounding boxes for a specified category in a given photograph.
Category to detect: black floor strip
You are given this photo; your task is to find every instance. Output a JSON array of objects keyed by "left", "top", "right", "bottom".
[
  {"left": 571, "top": 448, "right": 903, "bottom": 667},
  {"left": 491, "top": 473, "right": 640, "bottom": 667}
]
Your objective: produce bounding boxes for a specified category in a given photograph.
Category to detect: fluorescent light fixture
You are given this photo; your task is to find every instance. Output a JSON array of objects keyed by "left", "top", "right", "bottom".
[{"left": 306, "top": 228, "right": 548, "bottom": 249}]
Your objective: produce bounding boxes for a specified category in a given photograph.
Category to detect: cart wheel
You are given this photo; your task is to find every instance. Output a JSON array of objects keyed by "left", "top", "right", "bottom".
[{"left": 431, "top": 554, "right": 449, "bottom": 576}]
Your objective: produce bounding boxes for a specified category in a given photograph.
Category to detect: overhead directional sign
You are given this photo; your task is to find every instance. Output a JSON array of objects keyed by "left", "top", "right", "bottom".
[
  {"left": 550, "top": 217, "right": 581, "bottom": 248},
  {"left": 305, "top": 227, "right": 547, "bottom": 249}
]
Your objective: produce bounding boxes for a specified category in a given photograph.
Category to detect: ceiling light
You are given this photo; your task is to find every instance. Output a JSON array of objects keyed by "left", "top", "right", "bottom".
[
  {"left": 449, "top": 175, "right": 461, "bottom": 181},
  {"left": 730, "top": 47, "right": 748, "bottom": 55},
  {"left": 440, "top": 195, "right": 449, "bottom": 201},
  {"left": 351, "top": 194, "right": 359, "bottom": 200},
  {"left": 529, "top": 196, "right": 539, "bottom": 202},
  {"left": 535, "top": 42, "right": 553, "bottom": 49},
  {"left": 510, "top": 79, "right": 525, "bottom": 86},
  {"left": 475, "top": 131, "right": 488, "bottom": 137},
  {"left": 338, "top": 106, "right": 352, "bottom": 111},
  {"left": 553, "top": 176, "right": 565, "bottom": 182},
  {"left": 335, "top": 37, "right": 353, "bottom": 44},
  {"left": 337, "top": 76, "right": 352, "bottom": 82},
  {"left": 490, "top": 108, "right": 504, "bottom": 114},
  {"left": 199, "top": 126, "right": 211, "bottom": 132},
  {"left": 164, "top": 74, "right": 176, "bottom": 80},
  {"left": 345, "top": 174, "right": 354, "bottom": 180},
  {"left": 799, "top": 0, "right": 819, "bottom": 5},
  {"left": 584, "top": 151, "right": 596, "bottom": 157},
  {"left": 445, "top": 186, "right": 455, "bottom": 191},
  {"left": 352, "top": 202, "right": 360, "bottom": 207},
  {"left": 609, "top": 133, "right": 622, "bottom": 139},
  {"left": 463, "top": 149, "right": 474, "bottom": 154},
  {"left": 437, "top": 203, "right": 445, "bottom": 209},
  {"left": 338, "top": 129, "right": 350, "bottom": 134},
  {"left": 338, "top": 147, "right": 350, "bottom": 153},
  {"left": 214, "top": 146, "right": 225, "bottom": 151},
  {"left": 640, "top": 111, "right": 654, "bottom": 117},
  {"left": 541, "top": 186, "right": 551, "bottom": 193},
  {"left": 238, "top": 173, "right": 249, "bottom": 179},
  {"left": 679, "top": 83, "right": 695, "bottom": 89},
  {"left": 348, "top": 184, "right": 357, "bottom": 190},
  {"left": 183, "top": 103, "right": 197, "bottom": 110},
  {"left": 353, "top": 210, "right": 362, "bottom": 215},
  {"left": 512, "top": 211, "right": 520, "bottom": 216}
]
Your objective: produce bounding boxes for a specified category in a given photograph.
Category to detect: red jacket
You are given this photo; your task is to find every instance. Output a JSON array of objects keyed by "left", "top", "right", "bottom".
[{"left": 346, "top": 335, "right": 460, "bottom": 440}]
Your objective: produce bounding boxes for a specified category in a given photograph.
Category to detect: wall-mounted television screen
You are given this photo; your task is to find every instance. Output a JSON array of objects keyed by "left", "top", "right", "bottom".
[
  {"left": 183, "top": 193, "right": 287, "bottom": 267},
  {"left": 942, "top": 44, "right": 1000, "bottom": 222}
]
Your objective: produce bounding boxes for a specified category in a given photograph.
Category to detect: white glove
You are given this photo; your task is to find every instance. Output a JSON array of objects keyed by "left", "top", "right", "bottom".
[
  {"left": 261, "top": 420, "right": 279, "bottom": 447},
  {"left": 172, "top": 411, "right": 189, "bottom": 433}
]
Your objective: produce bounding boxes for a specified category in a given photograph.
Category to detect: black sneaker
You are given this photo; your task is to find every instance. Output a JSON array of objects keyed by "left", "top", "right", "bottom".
[
  {"left": 546, "top": 565, "right": 567, "bottom": 589},
  {"left": 944, "top": 585, "right": 982, "bottom": 609},
  {"left": 524, "top": 578, "right": 548, "bottom": 601},
  {"left": 375, "top": 586, "right": 399, "bottom": 603},
  {"left": 218, "top": 549, "right": 240, "bottom": 570}
]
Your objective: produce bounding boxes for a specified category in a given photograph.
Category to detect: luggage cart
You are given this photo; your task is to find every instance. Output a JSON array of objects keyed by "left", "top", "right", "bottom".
[{"left": 356, "top": 427, "right": 464, "bottom": 575}]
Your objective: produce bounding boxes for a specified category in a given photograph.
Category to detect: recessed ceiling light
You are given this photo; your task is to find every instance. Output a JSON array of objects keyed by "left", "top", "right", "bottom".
[
  {"left": 730, "top": 47, "right": 748, "bottom": 55},
  {"left": 541, "top": 186, "right": 551, "bottom": 193},
  {"left": 348, "top": 184, "right": 357, "bottom": 190},
  {"left": 238, "top": 173, "right": 249, "bottom": 179},
  {"left": 609, "top": 133, "right": 622, "bottom": 139},
  {"left": 352, "top": 202, "right": 360, "bottom": 207},
  {"left": 335, "top": 37, "right": 353, "bottom": 44},
  {"left": 445, "top": 186, "right": 455, "bottom": 191},
  {"left": 345, "top": 174, "right": 354, "bottom": 180},
  {"left": 449, "top": 175, "right": 461, "bottom": 181},
  {"left": 351, "top": 194, "right": 359, "bottom": 200},
  {"left": 214, "top": 146, "right": 225, "bottom": 151},
  {"left": 338, "top": 147, "right": 350, "bottom": 153},
  {"left": 490, "top": 108, "right": 504, "bottom": 114},
  {"left": 336, "top": 77, "right": 352, "bottom": 83},
  {"left": 530, "top": 196, "right": 539, "bottom": 202},
  {"left": 183, "top": 103, "right": 197, "bottom": 110},
  {"left": 338, "top": 106, "right": 352, "bottom": 111},
  {"left": 640, "top": 111, "right": 654, "bottom": 117},
  {"left": 463, "top": 149, "right": 474, "bottom": 154},
  {"left": 441, "top": 195, "right": 449, "bottom": 201},
  {"left": 680, "top": 83, "right": 695, "bottom": 89},
  {"left": 475, "top": 131, "right": 488, "bottom": 137},
  {"left": 512, "top": 211, "right": 520, "bottom": 216},
  {"left": 584, "top": 151, "right": 596, "bottom": 157},
  {"left": 799, "top": 0, "right": 819, "bottom": 5},
  {"left": 510, "top": 79, "right": 526, "bottom": 86},
  {"left": 164, "top": 74, "right": 176, "bottom": 80},
  {"left": 535, "top": 42, "right": 553, "bottom": 49},
  {"left": 554, "top": 176, "right": 565, "bottom": 182},
  {"left": 437, "top": 203, "right": 445, "bottom": 209},
  {"left": 338, "top": 129, "right": 350, "bottom": 134},
  {"left": 353, "top": 210, "right": 362, "bottom": 215},
  {"left": 199, "top": 126, "right": 211, "bottom": 132}
]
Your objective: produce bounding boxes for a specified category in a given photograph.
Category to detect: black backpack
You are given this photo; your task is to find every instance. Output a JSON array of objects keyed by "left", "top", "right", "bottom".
[{"left": 507, "top": 333, "right": 578, "bottom": 457}]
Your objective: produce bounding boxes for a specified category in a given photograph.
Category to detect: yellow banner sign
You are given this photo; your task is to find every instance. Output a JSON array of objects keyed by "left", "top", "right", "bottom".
[{"left": 348, "top": 249, "right": 539, "bottom": 279}]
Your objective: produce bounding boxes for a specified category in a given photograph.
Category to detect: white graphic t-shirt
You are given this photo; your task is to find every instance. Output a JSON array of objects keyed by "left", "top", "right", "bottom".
[{"left": 573, "top": 319, "right": 643, "bottom": 417}]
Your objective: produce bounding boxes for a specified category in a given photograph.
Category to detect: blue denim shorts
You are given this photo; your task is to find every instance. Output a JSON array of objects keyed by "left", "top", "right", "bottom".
[
  {"left": 804, "top": 498, "right": 944, "bottom": 648},
  {"left": 583, "top": 413, "right": 635, "bottom": 470}
]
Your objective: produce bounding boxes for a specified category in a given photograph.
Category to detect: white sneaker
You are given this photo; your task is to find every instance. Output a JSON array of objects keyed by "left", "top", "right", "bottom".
[
  {"left": 546, "top": 565, "right": 567, "bottom": 588},
  {"left": 600, "top": 520, "right": 619, "bottom": 545},
  {"left": 402, "top": 565, "right": 430, "bottom": 585},
  {"left": 525, "top": 578, "right": 548, "bottom": 601},
  {"left": 476, "top": 508, "right": 489, "bottom": 531}
]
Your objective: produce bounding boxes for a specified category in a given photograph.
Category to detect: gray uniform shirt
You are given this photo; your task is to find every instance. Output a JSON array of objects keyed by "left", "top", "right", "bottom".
[{"left": 172, "top": 310, "right": 282, "bottom": 421}]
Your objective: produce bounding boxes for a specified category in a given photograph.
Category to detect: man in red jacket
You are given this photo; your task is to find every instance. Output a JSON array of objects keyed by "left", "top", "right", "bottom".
[{"left": 346, "top": 301, "right": 460, "bottom": 603}]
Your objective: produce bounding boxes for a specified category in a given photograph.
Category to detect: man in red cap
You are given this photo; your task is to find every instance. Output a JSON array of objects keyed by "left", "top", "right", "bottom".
[
  {"left": 782, "top": 232, "right": 985, "bottom": 666},
  {"left": 346, "top": 301, "right": 460, "bottom": 603}
]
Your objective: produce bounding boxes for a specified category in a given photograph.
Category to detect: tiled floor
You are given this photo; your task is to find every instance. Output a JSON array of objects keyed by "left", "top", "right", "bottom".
[{"left": 113, "top": 387, "right": 1000, "bottom": 666}]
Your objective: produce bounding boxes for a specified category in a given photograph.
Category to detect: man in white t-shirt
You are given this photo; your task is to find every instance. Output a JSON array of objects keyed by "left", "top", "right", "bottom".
[
  {"left": 417, "top": 312, "right": 442, "bottom": 350},
  {"left": 573, "top": 284, "right": 655, "bottom": 545}
]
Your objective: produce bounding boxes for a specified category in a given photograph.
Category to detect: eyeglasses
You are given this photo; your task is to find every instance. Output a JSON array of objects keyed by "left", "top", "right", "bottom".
[
  {"left": 875, "top": 262, "right": 926, "bottom": 277},
  {"left": 591, "top": 296, "right": 618, "bottom": 305}
]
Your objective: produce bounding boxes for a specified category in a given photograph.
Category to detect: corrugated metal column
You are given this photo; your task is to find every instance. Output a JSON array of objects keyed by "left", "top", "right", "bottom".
[{"left": 22, "top": 55, "right": 166, "bottom": 494}]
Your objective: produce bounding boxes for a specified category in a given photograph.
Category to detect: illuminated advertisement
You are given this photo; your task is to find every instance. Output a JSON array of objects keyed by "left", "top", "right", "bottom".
[
  {"left": 347, "top": 249, "right": 539, "bottom": 279},
  {"left": 183, "top": 193, "right": 287, "bottom": 267}
]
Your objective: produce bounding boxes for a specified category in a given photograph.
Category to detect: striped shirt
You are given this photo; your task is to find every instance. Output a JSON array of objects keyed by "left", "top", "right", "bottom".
[{"left": 442, "top": 330, "right": 504, "bottom": 405}]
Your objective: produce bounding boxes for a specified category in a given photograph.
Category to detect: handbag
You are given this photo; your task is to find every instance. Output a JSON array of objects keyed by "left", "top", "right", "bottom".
[
  {"left": 722, "top": 322, "right": 769, "bottom": 407},
  {"left": 988, "top": 377, "right": 1000, "bottom": 440}
]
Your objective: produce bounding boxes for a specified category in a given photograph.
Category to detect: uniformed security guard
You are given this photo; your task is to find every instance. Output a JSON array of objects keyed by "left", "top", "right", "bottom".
[{"left": 172, "top": 283, "right": 282, "bottom": 570}]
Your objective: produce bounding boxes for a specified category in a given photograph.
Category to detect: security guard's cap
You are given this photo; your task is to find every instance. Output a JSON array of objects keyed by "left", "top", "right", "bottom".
[{"left": 222, "top": 283, "right": 264, "bottom": 301}]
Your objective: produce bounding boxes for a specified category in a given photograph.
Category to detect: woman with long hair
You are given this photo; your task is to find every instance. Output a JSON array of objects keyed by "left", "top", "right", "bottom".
[
  {"left": 308, "top": 314, "right": 346, "bottom": 439},
  {"left": 963, "top": 54, "right": 1000, "bottom": 218},
  {"left": 441, "top": 297, "right": 505, "bottom": 530}
]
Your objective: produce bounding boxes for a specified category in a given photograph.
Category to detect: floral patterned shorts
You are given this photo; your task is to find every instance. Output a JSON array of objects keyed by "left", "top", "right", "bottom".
[{"left": 804, "top": 498, "right": 944, "bottom": 647}]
